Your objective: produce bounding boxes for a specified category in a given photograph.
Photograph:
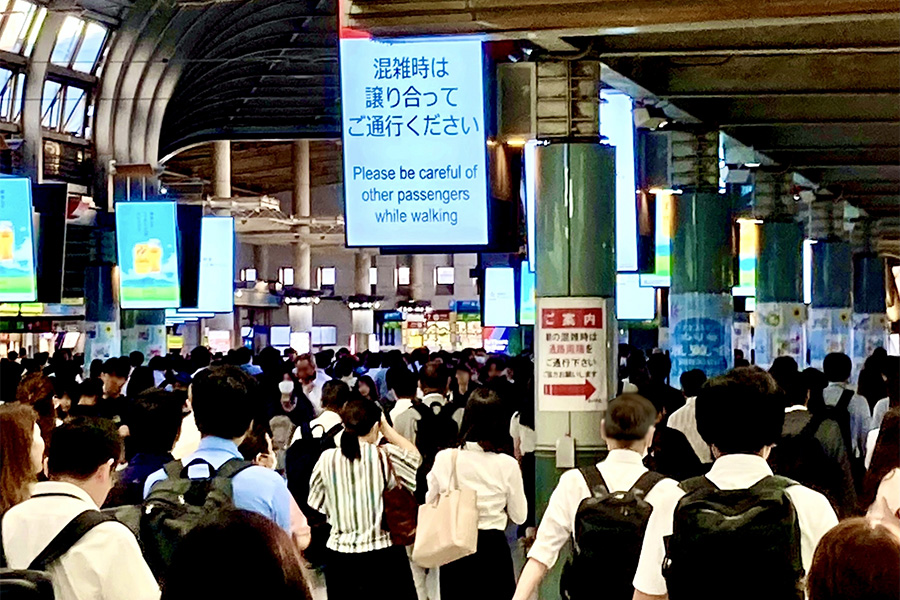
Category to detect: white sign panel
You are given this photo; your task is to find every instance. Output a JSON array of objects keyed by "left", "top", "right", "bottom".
[
  {"left": 340, "top": 36, "right": 489, "bottom": 247},
  {"left": 537, "top": 297, "right": 609, "bottom": 412}
]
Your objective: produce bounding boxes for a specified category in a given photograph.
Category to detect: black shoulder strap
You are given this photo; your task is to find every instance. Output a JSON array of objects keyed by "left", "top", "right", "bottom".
[
  {"left": 215, "top": 458, "right": 254, "bottom": 479},
  {"left": 678, "top": 475, "right": 718, "bottom": 494},
  {"left": 163, "top": 459, "right": 185, "bottom": 479},
  {"left": 579, "top": 466, "right": 609, "bottom": 498},
  {"left": 837, "top": 389, "right": 854, "bottom": 412},
  {"left": 412, "top": 403, "right": 430, "bottom": 419},
  {"left": 323, "top": 423, "right": 343, "bottom": 440},
  {"left": 750, "top": 475, "right": 798, "bottom": 494},
  {"left": 28, "top": 510, "right": 117, "bottom": 571},
  {"left": 630, "top": 471, "right": 666, "bottom": 496}
]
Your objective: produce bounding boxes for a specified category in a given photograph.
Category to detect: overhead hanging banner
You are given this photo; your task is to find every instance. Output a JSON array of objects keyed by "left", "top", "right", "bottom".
[
  {"left": 115, "top": 202, "right": 181, "bottom": 309},
  {"left": 340, "top": 36, "right": 489, "bottom": 247},
  {"left": 0, "top": 177, "right": 37, "bottom": 302}
]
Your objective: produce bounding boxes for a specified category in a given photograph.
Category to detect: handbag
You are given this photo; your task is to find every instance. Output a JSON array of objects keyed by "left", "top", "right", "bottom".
[
  {"left": 412, "top": 449, "right": 479, "bottom": 568},
  {"left": 380, "top": 448, "right": 418, "bottom": 546}
]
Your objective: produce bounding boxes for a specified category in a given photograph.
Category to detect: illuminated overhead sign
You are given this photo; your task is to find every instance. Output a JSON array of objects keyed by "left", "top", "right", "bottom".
[
  {"left": 116, "top": 202, "right": 180, "bottom": 309},
  {"left": 0, "top": 178, "right": 37, "bottom": 302},
  {"left": 340, "top": 36, "right": 489, "bottom": 247}
]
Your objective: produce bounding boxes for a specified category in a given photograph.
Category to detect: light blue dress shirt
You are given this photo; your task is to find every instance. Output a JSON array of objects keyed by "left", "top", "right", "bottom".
[
  {"left": 823, "top": 383, "right": 871, "bottom": 459},
  {"left": 143, "top": 436, "right": 292, "bottom": 532}
]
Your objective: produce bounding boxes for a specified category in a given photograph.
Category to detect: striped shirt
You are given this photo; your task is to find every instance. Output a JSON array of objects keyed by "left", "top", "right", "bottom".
[{"left": 308, "top": 441, "right": 421, "bottom": 553}]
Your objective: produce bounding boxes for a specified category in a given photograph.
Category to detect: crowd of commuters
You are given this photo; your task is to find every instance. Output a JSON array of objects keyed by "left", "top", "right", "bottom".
[{"left": 0, "top": 342, "right": 897, "bottom": 600}]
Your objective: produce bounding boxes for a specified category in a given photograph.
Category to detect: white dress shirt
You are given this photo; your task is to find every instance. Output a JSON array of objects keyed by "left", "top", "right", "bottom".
[
  {"left": 510, "top": 412, "right": 537, "bottom": 455},
  {"left": 302, "top": 370, "right": 332, "bottom": 417},
  {"left": 633, "top": 453, "right": 839, "bottom": 596},
  {"left": 870, "top": 397, "right": 889, "bottom": 432},
  {"left": 425, "top": 442, "right": 527, "bottom": 531},
  {"left": 393, "top": 393, "right": 463, "bottom": 445},
  {"left": 290, "top": 409, "right": 343, "bottom": 445},
  {"left": 1, "top": 481, "right": 160, "bottom": 600},
  {"left": 171, "top": 410, "right": 202, "bottom": 460},
  {"left": 528, "top": 449, "right": 680, "bottom": 570},
  {"left": 666, "top": 397, "right": 713, "bottom": 463},
  {"left": 389, "top": 397, "right": 415, "bottom": 428}
]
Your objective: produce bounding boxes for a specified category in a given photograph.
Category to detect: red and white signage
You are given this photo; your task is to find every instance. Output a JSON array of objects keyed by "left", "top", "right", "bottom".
[{"left": 537, "top": 297, "right": 610, "bottom": 412}]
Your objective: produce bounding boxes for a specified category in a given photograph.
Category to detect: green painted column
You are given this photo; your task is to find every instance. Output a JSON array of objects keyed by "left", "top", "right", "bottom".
[
  {"left": 668, "top": 191, "right": 734, "bottom": 382},
  {"left": 754, "top": 220, "right": 806, "bottom": 369},
  {"left": 121, "top": 309, "right": 167, "bottom": 359},
  {"left": 851, "top": 253, "right": 887, "bottom": 369},
  {"left": 534, "top": 141, "right": 616, "bottom": 598},
  {"left": 809, "top": 241, "right": 852, "bottom": 368}
]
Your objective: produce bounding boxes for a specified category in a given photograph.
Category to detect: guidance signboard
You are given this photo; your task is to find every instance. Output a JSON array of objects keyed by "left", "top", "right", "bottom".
[
  {"left": 0, "top": 177, "right": 37, "bottom": 302},
  {"left": 340, "top": 36, "right": 489, "bottom": 247},
  {"left": 115, "top": 202, "right": 180, "bottom": 309}
]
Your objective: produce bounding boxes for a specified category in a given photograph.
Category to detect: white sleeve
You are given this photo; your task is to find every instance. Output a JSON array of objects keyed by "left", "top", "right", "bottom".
[
  {"left": 425, "top": 450, "right": 449, "bottom": 504},
  {"left": 632, "top": 487, "right": 683, "bottom": 596},
  {"left": 527, "top": 470, "right": 585, "bottom": 569},
  {"left": 80, "top": 524, "right": 160, "bottom": 600},
  {"left": 787, "top": 485, "right": 839, "bottom": 572},
  {"left": 505, "top": 456, "right": 528, "bottom": 525}
]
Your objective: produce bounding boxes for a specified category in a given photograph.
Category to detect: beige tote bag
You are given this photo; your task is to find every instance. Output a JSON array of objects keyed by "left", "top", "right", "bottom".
[{"left": 412, "top": 449, "right": 479, "bottom": 568}]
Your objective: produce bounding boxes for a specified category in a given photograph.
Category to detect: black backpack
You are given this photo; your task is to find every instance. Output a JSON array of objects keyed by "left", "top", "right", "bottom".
[
  {"left": 818, "top": 389, "right": 855, "bottom": 458},
  {"left": 560, "top": 467, "right": 665, "bottom": 600},
  {"left": 107, "top": 457, "right": 252, "bottom": 581},
  {"left": 412, "top": 401, "right": 461, "bottom": 503},
  {"left": 663, "top": 475, "right": 804, "bottom": 600},
  {"left": 284, "top": 421, "right": 343, "bottom": 569},
  {"left": 1, "top": 500, "right": 117, "bottom": 600}
]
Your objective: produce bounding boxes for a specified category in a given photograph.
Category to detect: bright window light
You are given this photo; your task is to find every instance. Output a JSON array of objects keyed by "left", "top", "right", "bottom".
[
  {"left": 600, "top": 90, "right": 638, "bottom": 272},
  {"left": 40, "top": 80, "right": 61, "bottom": 128},
  {"left": 369, "top": 266, "right": 378, "bottom": 286},
  {"left": 397, "top": 266, "right": 410, "bottom": 286},
  {"left": 803, "top": 240, "right": 815, "bottom": 304},
  {"left": 62, "top": 86, "right": 86, "bottom": 135},
  {"left": 436, "top": 266, "right": 455, "bottom": 285},
  {"left": 0, "top": 0, "right": 39, "bottom": 53},
  {"left": 279, "top": 267, "right": 294, "bottom": 286},
  {"left": 241, "top": 268, "right": 257, "bottom": 282},
  {"left": 319, "top": 266, "right": 336, "bottom": 287},
  {"left": 72, "top": 21, "right": 106, "bottom": 73},
  {"left": 51, "top": 15, "right": 83, "bottom": 66}
]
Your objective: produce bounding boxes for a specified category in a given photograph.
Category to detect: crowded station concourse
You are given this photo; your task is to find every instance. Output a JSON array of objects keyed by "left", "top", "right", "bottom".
[{"left": 0, "top": 0, "right": 899, "bottom": 599}]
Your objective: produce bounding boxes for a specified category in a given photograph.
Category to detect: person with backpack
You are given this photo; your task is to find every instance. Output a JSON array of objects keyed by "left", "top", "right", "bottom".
[
  {"left": 632, "top": 367, "right": 839, "bottom": 600},
  {"left": 141, "top": 366, "right": 305, "bottom": 574},
  {"left": 513, "top": 394, "right": 678, "bottom": 600},
  {"left": 1, "top": 417, "right": 159, "bottom": 600},
  {"left": 822, "top": 352, "right": 871, "bottom": 463}
]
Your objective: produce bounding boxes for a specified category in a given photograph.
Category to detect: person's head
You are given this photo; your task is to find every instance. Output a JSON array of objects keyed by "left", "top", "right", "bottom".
[
  {"left": 807, "top": 517, "right": 900, "bottom": 600},
  {"left": 459, "top": 388, "right": 510, "bottom": 454},
  {"left": 387, "top": 366, "right": 417, "bottom": 399},
  {"left": 455, "top": 363, "right": 472, "bottom": 389},
  {"left": 334, "top": 356, "right": 357, "bottom": 380},
  {"left": 77, "top": 378, "right": 103, "bottom": 405},
  {"left": 0, "top": 404, "right": 43, "bottom": 513},
  {"left": 233, "top": 346, "right": 253, "bottom": 367},
  {"left": 696, "top": 367, "right": 785, "bottom": 458},
  {"left": 190, "top": 366, "right": 257, "bottom": 442},
  {"left": 127, "top": 366, "right": 157, "bottom": 399},
  {"left": 190, "top": 346, "right": 212, "bottom": 371},
  {"left": 238, "top": 424, "right": 275, "bottom": 469},
  {"left": 128, "top": 390, "right": 184, "bottom": 456},
  {"left": 858, "top": 366, "right": 889, "bottom": 404},
  {"left": 7, "top": 350, "right": 17, "bottom": 361},
  {"left": 101, "top": 357, "right": 130, "bottom": 397},
  {"left": 802, "top": 367, "right": 829, "bottom": 413},
  {"left": 769, "top": 356, "right": 799, "bottom": 383},
  {"left": 148, "top": 355, "right": 167, "bottom": 372},
  {"left": 483, "top": 356, "right": 507, "bottom": 381},
  {"left": 823, "top": 352, "right": 852, "bottom": 383},
  {"left": 46, "top": 418, "right": 123, "bottom": 506},
  {"left": 15, "top": 372, "right": 56, "bottom": 446},
  {"left": 339, "top": 399, "right": 381, "bottom": 460},
  {"left": 355, "top": 375, "right": 378, "bottom": 402},
  {"left": 601, "top": 394, "right": 657, "bottom": 453},
  {"left": 162, "top": 509, "right": 310, "bottom": 600},
  {"left": 647, "top": 353, "right": 672, "bottom": 382},
  {"left": 420, "top": 361, "right": 449, "bottom": 396},
  {"left": 294, "top": 353, "right": 317, "bottom": 384},
  {"left": 321, "top": 380, "right": 351, "bottom": 413},
  {"left": 775, "top": 368, "right": 810, "bottom": 408},
  {"left": 129, "top": 350, "right": 145, "bottom": 368},
  {"left": 679, "top": 369, "right": 707, "bottom": 399},
  {"left": 89, "top": 358, "right": 103, "bottom": 379}
]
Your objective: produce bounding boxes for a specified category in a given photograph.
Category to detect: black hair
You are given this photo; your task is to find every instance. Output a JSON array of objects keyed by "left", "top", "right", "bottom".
[
  {"left": 238, "top": 424, "right": 271, "bottom": 462},
  {"left": 128, "top": 390, "right": 184, "bottom": 455},
  {"left": 190, "top": 346, "right": 212, "bottom": 371},
  {"left": 148, "top": 355, "right": 167, "bottom": 371},
  {"left": 89, "top": 358, "right": 104, "bottom": 380},
  {"left": 339, "top": 399, "right": 381, "bottom": 460},
  {"left": 102, "top": 357, "right": 130, "bottom": 379},
  {"left": 696, "top": 367, "right": 786, "bottom": 455},
  {"left": 162, "top": 509, "right": 310, "bottom": 600},
  {"left": 129, "top": 351, "right": 145, "bottom": 368},
  {"left": 321, "top": 380, "right": 351, "bottom": 412},
  {"left": 459, "top": 388, "right": 511, "bottom": 454},
  {"left": 647, "top": 353, "right": 672, "bottom": 381},
  {"left": 419, "top": 361, "right": 449, "bottom": 393},
  {"left": 191, "top": 366, "right": 258, "bottom": 439},
  {"left": 769, "top": 356, "right": 799, "bottom": 384},
  {"left": 387, "top": 365, "right": 417, "bottom": 398},
  {"left": 233, "top": 346, "right": 253, "bottom": 365},
  {"left": 334, "top": 356, "right": 357, "bottom": 379},
  {"left": 857, "top": 366, "right": 889, "bottom": 408},
  {"left": 803, "top": 367, "right": 829, "bottom": 415},
  {"left": 603, "top": 394, "right": 657, "bottom": 441},
  {"left": 78, "top": 378, "right": 103, "bottom": 401},
  {"left": 354, "top": 375, "right": 378, "bottom": 403},
  {"left": 823, "top": 353, "right": 852, "bottom": 383},
  {"left": 679, "top": 369, "right": 708, "bottom": 398},
  {"left": 127, "top": 366, "right": 157, "bottom": 399},
  {"left": 47, "top": 417, "right": 123, "bottom": 479}
]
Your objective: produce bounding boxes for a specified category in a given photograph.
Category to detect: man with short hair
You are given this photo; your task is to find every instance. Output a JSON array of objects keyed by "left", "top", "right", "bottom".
[
  {"left": 393, "top": 361, "right": 463, "bottom": 442},
  {"left": 388, "top": 365, "right": 419, "bottom": 425},
  {"left": 513, "top": 394, "right": 679, "bottom": 600},
  {"left": 289, "top": 379, "right": 349, "bottom": 445},
  {"left": 632, "top": 368, "right": 839, "bottom": 600},
  {"left": 667, "top": 369, "right": 711, "bottom": 463},
  {"left": 144, "top": 366, "right": 295, "bottom": 535},
  {"left": 822, "top": 352, "right": 870, "bottom": 459},
  {"left": 295, "top": 352, "right": 331, "bottom": 416},
  {"left": 645, "top": 353, "right": 686, "bottom": 419},
  {"left": 1, "top": 418, "right": 160, "bottom": 600}
]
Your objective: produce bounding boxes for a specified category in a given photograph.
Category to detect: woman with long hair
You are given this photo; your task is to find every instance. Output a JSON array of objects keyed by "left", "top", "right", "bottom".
[
  {"left": 427, "top": 388, "right": 528, "bottom": 600},
  {"left": 15, "top": 372, "right": 56, "bottom": 450},
  {"left": 0, "top": 404, "right": 45, "bottom": 514},
  {"left": 308, "top": 399, "right": 420, "bottom": 600}
]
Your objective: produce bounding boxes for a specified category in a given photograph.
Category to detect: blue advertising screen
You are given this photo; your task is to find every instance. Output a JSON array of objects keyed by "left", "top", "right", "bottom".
[
  {"left": 197, "top": 216, "right": 234, "bottom": 312},
  {"left": 0, "top": 177, "right": 37, "bottom": 302},
  {"left": 484, "top": 267, "right": 516, "bottom": 327},
  {"left": 340, "top": 36, "right": 489, "bottom": 247},
  {"left": 519, "top": 261, "right": 536, "bottom": 325},
  {"left": 115, "top": 202, "right": 180, "bottom": 309}
]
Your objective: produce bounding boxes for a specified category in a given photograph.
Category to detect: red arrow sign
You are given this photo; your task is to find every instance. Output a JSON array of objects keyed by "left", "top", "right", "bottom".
[{"left": 543, "top": 380, "right": 596, "bottom": 399}]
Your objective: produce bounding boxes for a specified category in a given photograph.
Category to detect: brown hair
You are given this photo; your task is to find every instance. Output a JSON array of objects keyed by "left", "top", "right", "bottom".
[
  {"left": 15, "top": 372, "right": 56, "bottom": 449},
  {"left": 0, "top": 404, "right": 39, "bottom": 514},
  {"left": 807, "top": 517, "right": 900, "bottom": 600}
]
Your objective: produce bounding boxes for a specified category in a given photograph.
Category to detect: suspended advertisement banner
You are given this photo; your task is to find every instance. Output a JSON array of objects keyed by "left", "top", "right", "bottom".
[{"left": 669, "top": 292, "right": 732, "bottom": 382}]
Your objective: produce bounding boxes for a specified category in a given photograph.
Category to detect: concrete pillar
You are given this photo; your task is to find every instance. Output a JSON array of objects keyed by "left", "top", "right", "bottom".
[
  {"left": 410, "top": 254, "right": 426, "bottom": 299},
  {"left": 851, "top": 253, "right": 887, "bottom": 368},
  {"left": 809, "top": 241, "right": 852, "bottom": 368},
  {"left": 252, "top": 245, "right": 270, "bottom": 282},
  {"left": 352, "top": 251, "right": 374, "bottom": 352},
  {"left": 533, "top": 141, "right": 618, "bottom": 597},
  {"left": 754, "top": 221, "right": 807, "bottom": 369},
  {"left": 289, "top": 140, "right": 313, "bottom": 336},
  {"left": 212, "top": 140, "right": 231, "bottom": 199}
]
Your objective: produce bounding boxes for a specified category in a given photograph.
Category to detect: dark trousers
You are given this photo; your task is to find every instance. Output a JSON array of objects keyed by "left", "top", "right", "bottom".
[
  {"left": 440, "top": 529, "right": 515, "bottom": 600},
  {"left": 324, "top": 545, "right": 417, "bottom": 600}
]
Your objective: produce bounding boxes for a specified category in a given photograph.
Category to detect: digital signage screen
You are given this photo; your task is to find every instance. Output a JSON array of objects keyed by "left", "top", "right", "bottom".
[
  {"left": 0, "top": 177, "right": 37, "bottom": 302},
  {"left": 484, "top": 267, "right": 517, "bottom": 327},
  {"left": 340, "top": 36, "right": 489, "bottom": 248},
  {"left": 197, "top": 216, "right": 234, "bottom": 312},
  {"left": 519, "top": 261, "right": 536, "bottom": 326},
  {"left": 617, "top": 274, "right": 656, "bottom": 321},
  {"left": 115, "top": 202, "right": 180, "bottom": 309}
]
